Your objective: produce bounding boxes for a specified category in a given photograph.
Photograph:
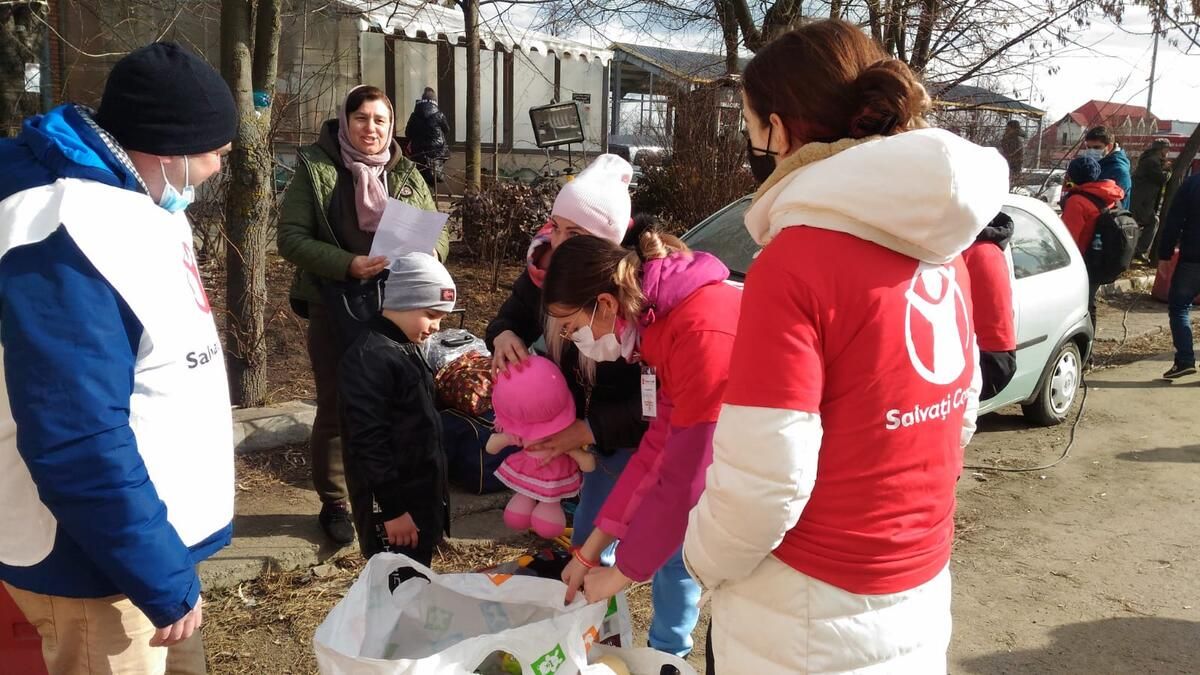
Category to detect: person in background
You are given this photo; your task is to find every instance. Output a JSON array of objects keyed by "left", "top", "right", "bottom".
[
  {"left": 1131, "top": 138, "right": 1173, "bottom": 261},
  {"left": 0, "top": 42, "right": 236, "bottom": 673},
  {"left": 1082, "top": 125, "right": 1132, "bottom": 209},
  {"left": 962, "top": 212, "right": 1018, "bottom": 399},
  {"left": 406, "top": 87, "right": 451, "bottom": 193},
  {"left": 1156, "top": 173, "right": 1200, "bottom": 380},
  {"left": 1061, "top": 155, "right": 1126, "bottom": 328},
  {"left": 338, "top": 254, "right": 456, "bottom": 565},
  {"left": 682, "top": 20, "right": 1003, "bottom": 674},
  {"left": 998, "top": 120, "right": 1026, "bottom": 186},
  {"left": 278, "top": 85, "right": 450, "bottom": 547}
]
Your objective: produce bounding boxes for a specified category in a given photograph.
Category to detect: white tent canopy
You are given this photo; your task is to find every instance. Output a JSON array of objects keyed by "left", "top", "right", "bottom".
[{"left": 341, "top": 0, "right": 613, "bottom": 65}]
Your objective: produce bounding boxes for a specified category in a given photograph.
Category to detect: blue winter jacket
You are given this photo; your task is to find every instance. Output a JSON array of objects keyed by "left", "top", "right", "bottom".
[
  {"left": 1099, "top": 149, "right": 1133, "bottom": 210},
  {"left": 0, "top": 105, "right": 233, "bottom": 628}
]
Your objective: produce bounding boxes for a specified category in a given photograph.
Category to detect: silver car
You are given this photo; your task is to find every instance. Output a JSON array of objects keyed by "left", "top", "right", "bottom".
[{"left": 681, "top": 193, "right": 1094, "bottom": 426}]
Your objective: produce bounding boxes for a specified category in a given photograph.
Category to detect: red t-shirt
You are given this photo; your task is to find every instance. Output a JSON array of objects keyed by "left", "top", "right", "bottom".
[{"left": 724, "top": 226, "right": 975, "bottom": 595}]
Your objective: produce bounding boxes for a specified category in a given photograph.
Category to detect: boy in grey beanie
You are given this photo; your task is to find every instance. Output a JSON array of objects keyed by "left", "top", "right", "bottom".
[{"left": 338, "top": 253, "right": 457, "bottom": 563}]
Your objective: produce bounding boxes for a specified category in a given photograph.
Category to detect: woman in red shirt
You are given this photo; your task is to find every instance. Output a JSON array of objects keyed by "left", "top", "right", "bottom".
[{"left": 682, "top": 20, "right": 1008, "bottom": 673}]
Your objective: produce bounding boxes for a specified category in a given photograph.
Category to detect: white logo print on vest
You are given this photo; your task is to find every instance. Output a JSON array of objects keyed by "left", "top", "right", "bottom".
[{"left": 904, "top": 263, "right": 970, "bottom": 385}]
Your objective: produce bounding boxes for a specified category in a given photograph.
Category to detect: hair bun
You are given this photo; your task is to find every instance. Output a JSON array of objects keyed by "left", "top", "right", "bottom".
[{"left": 848, "top": 59, "right": 930, "bottom": 138}]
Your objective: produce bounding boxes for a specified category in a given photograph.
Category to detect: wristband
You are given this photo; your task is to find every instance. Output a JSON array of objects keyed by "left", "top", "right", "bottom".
[{"left": 571, "top": 547, "right": 598, "bottom": 569}]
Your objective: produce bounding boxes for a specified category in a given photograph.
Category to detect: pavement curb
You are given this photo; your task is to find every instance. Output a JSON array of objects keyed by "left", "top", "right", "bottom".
[
  {"left": 233, "top": 400, "right": 315, "bottom": 454},
  {"left": 1099, "top": 272, "right": 1156, "bottom": 299}
]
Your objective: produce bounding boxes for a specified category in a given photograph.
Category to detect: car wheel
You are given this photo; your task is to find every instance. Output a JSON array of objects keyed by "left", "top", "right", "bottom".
[{"left": 1022, "top": 342, "right": 1082, "bottom": 426}]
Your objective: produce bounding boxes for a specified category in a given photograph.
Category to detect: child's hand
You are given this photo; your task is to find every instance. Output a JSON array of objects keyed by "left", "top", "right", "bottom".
[
  {"left": 384, "top": 513, "right": 420, "bottom": 549},
  {"left": 584, "top": 566, "right": 632, "bottom": 604},
  {"left": 562, "top": 556, "right": 590, "bottom": 604}
]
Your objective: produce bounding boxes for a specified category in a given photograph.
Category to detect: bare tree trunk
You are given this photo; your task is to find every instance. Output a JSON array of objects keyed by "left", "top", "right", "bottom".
[
  {"left": 221, "top": 0, "right": 280, "bottom": 408},
  {"left": 714, "top": 0, "right": 741, "bottom": 74},
  {"left": 463, "top": 0, "right": 482, "bottom": 191},
  {"left": 1151, "top": 125, "right": 1200, "bottom": 263},
  {"left": 0, "top": 1, "right": 47, "bottom": 136}
]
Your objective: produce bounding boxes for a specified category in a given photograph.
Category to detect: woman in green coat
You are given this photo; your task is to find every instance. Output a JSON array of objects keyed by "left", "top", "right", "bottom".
[{"left": 277, "top": 85, "right": 450, "bottom": 545}]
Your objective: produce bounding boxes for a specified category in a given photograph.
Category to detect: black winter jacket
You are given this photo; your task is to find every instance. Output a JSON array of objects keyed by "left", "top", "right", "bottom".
[
  {"left": 1160, "top": 175, "right": 1200, "bottom": 264},
  {"left": 339, "top": 317, "right": 449, "bottom": 550},
  {"left": 484, "top": 271, "right": 648, "bottom": 454},
  {"left": 405, "top": 100, "right": 450, "bottom": 159}
]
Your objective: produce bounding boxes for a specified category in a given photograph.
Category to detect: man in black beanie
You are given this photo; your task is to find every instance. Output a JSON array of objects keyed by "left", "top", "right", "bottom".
[{"left": 0, "top": 42, "right": 236, "bottom": 673}]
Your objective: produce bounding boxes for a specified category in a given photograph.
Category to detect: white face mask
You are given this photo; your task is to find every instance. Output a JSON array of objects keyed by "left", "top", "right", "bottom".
[{"left": 571, "top": 304, "right": 634, "bottom": 363}]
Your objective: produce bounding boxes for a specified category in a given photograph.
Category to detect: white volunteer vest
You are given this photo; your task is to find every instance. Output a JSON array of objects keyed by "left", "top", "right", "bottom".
[{"left": 0, "top": 178, "right": 234, "bottom": 567}]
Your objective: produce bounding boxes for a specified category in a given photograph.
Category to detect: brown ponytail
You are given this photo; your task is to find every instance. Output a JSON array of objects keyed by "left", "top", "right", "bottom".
[
  {"left": 543, "top": 231, "right": 689, "bottom": 321},
  {"left": 742, "top": 20, "right": 929, "bottom": 144}
]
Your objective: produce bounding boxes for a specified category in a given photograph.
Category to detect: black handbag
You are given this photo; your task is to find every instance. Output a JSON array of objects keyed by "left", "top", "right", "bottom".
[{"left": 317, "top": 271, "right": 386, "bottom": 351}]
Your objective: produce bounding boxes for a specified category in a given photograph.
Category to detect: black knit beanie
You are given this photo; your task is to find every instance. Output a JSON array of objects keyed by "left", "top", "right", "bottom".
[{"left": 95, "top": 42, "right": 238, "bottom": 156}]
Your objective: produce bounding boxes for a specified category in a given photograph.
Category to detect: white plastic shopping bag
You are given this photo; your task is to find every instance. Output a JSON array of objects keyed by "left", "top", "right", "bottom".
[
  {"left": 314, "top": 553, "right": 632, "bottom": 675},
  {"left": 582, "top": 645, "right": 699, "bottom": 675}
]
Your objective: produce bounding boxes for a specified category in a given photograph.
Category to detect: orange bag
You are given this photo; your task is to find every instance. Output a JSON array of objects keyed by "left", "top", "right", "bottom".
[{"left": 434, "top": 351, "right": 494, "bottom": 416}]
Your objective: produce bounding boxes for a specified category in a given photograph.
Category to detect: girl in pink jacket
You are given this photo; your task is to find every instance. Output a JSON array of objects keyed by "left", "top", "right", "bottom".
[{"left": 543, "top": 231, "right": 741, "bottom": 656}]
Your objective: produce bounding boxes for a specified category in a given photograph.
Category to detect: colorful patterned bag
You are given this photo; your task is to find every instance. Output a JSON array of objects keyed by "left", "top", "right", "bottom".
[{"left": 434, "top": 351, "right": 494, "bottom": 417}]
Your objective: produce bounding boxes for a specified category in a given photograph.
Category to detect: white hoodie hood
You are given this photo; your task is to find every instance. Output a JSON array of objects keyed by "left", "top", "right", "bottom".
[{"left": 744, "top": 128, "right": 1009, "bottom": 264}]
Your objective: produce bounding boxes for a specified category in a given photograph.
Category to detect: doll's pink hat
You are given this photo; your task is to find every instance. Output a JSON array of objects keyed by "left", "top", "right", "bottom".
[{"left": 492, "top": 355, "right": 577, "bottom": 442}]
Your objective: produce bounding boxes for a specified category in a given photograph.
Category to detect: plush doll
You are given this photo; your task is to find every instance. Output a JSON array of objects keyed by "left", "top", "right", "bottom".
[{"left": 486, "top": 355, "right": 596, "bottom": 537}]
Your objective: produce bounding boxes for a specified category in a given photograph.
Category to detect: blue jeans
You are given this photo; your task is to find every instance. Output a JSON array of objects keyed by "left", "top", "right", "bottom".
[
  {"left": 1168, "top": 261, "right": 1200, "bottom": 367},
  {"left": 572, "top": 449, "right": 633, "bottom": 566},
  {"left": 649, "top": 546, "right": 703, "bottom": 656},
  {"left": 571, "top": 449, "right": 702, "bottom": 657}
]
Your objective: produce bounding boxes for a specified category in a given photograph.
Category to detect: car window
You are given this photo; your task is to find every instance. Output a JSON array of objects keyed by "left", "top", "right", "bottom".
[
  {"left": 1004, "top": 205, "right": 1072, "bottom": 279},
  {"left": 681, "top": 199, "right": 757, "bottom": 278}
]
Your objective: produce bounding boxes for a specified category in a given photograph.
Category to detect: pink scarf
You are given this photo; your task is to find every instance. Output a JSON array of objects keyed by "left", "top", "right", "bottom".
[{"left": 337, "top": 86, "right": 393, "bottom": 232}]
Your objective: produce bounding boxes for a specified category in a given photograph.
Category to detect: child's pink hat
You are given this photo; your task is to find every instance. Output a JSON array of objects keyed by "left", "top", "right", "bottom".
[{"left": 492, "top": 355, "right": 577, "bottom": 442}]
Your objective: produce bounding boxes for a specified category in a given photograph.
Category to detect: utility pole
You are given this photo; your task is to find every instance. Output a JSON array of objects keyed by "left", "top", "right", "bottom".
[{"left": 1147, "top": 29, "right": 1159, "bottom": 115}]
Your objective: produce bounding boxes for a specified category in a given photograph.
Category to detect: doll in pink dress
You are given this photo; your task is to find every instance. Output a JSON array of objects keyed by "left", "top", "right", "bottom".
[{"left": 486, "top": 355, "right": 596, "bottom": 538}]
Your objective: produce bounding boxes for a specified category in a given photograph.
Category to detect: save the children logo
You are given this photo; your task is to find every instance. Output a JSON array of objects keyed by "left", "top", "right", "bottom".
[
  {"left": 903, "top": 262, "right": 971, "bottom": 385},
  {"left": 885, "top": 262, "right": 974, "bottom": 432},
  {"left": 182, "top": 242, "right": 212, "bottom": 314}
]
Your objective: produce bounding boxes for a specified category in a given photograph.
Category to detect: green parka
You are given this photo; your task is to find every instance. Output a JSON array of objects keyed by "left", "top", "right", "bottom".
[{"left": 278, "top": 120, "right": 450, "bottom": 310}]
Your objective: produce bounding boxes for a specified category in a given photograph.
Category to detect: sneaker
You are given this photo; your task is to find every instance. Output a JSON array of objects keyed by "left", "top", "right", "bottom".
[
  {"left": 319, "top": 502, "right": 356, "bottom": 545},
  {"left": 1162, "top": 364, "right": 1197, "bottom": 380}
]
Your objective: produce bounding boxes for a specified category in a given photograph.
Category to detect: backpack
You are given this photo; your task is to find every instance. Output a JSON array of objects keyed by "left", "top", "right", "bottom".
[
  {"left": 439, "top": 409, "right": 518, "bottom": 494},
  {"left": 1078, "top": 192, "right": 1139, "bottom": 285}
]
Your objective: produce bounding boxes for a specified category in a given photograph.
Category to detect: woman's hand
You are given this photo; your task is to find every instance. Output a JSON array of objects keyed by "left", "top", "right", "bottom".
[
  {"left": 492, "top": 330, "right": 530, "bottom": 375},
  {"left": 528, "top": 420, "right": 595, "bottom": 465},
  {"left": 583, "top": 566, "right": 632, "bottom": 604},
  {"left": 349, "top": 255, "right": 388, "bottom": 280},
  {"left": 383, "top": 513, "right": 419, "bottom": 549},
  {"left": 561, "top": 555, "right": 591, "bottom": 604}
]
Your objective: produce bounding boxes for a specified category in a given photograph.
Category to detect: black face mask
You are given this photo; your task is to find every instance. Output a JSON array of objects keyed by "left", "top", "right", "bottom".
[{"left": 746, "top": 125, "right": 778, "bottom": 186}]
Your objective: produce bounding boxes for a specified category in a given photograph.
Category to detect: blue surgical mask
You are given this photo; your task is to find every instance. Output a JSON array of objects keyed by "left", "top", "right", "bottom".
[
  {"left": 158, "top": 157, "right": 194, "bottom": 213},
  {"left": 1080, "top": 148, "right": 1104, "bottom": 161}
]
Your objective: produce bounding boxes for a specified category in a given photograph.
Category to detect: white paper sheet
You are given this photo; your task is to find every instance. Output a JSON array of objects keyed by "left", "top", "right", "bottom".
[{"left": 368, "top": 198, "right": 450, "bottom": 261}]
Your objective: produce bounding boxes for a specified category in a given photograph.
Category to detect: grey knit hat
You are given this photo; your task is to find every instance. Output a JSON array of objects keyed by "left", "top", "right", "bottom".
[{"left": 382, "top": 253, "right": 456, "bottom": 313}]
